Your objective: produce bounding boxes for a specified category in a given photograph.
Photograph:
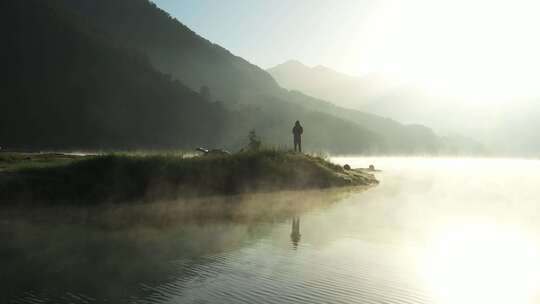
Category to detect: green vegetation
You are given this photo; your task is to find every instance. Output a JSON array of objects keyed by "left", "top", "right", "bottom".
[
  {"left": 0, "top": 153, "right": 82, "bottom": 172},
  {"left": 248, "top": 130, "right": 262, "bottom": 151},
  {"left": 0, "top": 150, "right": 377, "bottom": 205}
]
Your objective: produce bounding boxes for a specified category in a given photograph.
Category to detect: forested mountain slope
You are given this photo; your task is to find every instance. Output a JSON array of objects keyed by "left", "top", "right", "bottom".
[
  {"left": 2, "top": 0, "right": 228, "bottom": 150},
  {"left": 61, "top": 0, "right": 280, "bottom": 105},
  {"left": 60, "top": 0, "right": 454, "bottom": 154}
]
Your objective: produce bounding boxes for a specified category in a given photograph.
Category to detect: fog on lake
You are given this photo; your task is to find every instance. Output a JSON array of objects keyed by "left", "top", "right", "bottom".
[{"left": 3, "top": 157, "right": 540, "bottom": 304}]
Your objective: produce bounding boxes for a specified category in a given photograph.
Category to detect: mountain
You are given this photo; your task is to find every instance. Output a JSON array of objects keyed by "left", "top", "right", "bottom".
[
  {"left": 270, "top": 60, "right": 540, "bottom": 156},
  {"left": 60, "top": 0, "right": 280, "bottom": 105},
  {"left": 59, "top": 0, "right": 457, "bottom": 154},
  {"left": 267, "top": 60, "right": 446, "bottom": 124},
  {"left": 2, "top": 0, "right": 382, "bottom": 153},
  {"left": 284, "top": 91, "right": 441, "bottom": 153},
  {"left": 268, "top": 60, "right": 485, "bottom": 154},
  {"left": 2, "top": 0, "right": 469, "bottom": 154},
  {"left": 2, "top": 0, "right": 226, "bottom": 150},
  {"left": 268, "top": 60, "right": 389, "bottom": 110}
]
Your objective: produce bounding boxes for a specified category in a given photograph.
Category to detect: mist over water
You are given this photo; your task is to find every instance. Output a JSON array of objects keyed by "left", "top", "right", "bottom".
[{"left": 3, "top": 157, "right": 540, "bottom": 304}]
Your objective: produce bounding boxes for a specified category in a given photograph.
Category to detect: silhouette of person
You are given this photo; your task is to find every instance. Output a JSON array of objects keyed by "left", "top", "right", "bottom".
[
  {"left": 292, "top": 121, "right": 304, "bottom": 152},
  {"left": 291, "top": 216, "right": 301, "bottom": 249}
]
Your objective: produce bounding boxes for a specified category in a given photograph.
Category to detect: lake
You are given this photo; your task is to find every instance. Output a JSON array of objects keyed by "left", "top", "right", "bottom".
[{"left": 3, "top": 157, "right": 540, "bottom": 304}]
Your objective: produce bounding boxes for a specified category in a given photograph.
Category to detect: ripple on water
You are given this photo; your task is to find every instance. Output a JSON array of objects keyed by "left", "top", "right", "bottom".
[
  {"left": 11, "top": 157, "right": 540, "bottom": 304},
  {"left": 157, "top": 235, "right": 433, "bottom": 304}
]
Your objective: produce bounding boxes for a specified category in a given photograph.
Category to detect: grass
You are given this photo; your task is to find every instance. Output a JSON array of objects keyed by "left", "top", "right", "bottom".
[
  {"left": 0, "top": 153, "right": 82, "bottom": 172},
  {"left": 0, "top": 149, "right": 378, "bottom": 205}
]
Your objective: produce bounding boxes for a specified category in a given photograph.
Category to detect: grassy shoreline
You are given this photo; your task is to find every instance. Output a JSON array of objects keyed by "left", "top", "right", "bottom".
[{"left": 0, "top": 150, "right": 378, "bottom": 205}]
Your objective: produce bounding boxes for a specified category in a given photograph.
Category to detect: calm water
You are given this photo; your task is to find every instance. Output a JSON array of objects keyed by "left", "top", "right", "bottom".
[{"left": 3, "top": 157, "right": 540, "bottom": 304}]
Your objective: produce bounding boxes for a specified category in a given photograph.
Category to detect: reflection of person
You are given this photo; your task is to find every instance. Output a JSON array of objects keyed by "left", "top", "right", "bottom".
[
  {"left": 291, "top": 216, "right": 301, "bottom": 249},
  {"left": 292, "top": 121, "right": 304, "bottom": 152}
]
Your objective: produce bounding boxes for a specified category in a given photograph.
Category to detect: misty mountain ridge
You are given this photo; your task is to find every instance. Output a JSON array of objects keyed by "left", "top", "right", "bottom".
[
  {"left": 269, "top": 59, "right": 540, "bottom": 156},
  {"left": 268, "top": 60, "right": 392, "bottom": 111},
  {"left": 64, "top": 0, "right": 469, "bottom": 154},
  {"left": 3, "top": 0, "right": 483, "bottom": 154},
  {"left": 268, "top": 60, "right": 453, "bottom": 126},
  {"left": 269, "top": 60, "right": 489, "bottom": 151}
]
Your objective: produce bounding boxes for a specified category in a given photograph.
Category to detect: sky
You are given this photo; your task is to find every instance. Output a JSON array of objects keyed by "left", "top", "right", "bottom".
[
  {"left": 152, "top": 0, "right": 540, "bottom": 104},
  {"left": 151, "top": 0, "right": 377, "bottom": 74}
]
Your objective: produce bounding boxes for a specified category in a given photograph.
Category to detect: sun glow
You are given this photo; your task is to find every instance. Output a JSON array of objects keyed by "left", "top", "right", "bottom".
[
  {"left": 420, "top": 221, "right": 540, "bottom": 304},
  {"left": 360, "top": 0, "right": 540, "bottom": 102}
]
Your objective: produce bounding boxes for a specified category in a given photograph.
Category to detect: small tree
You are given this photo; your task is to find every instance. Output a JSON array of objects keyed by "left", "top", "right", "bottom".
[
  {"left": 248, "top": 129, "right": 262, "bottom": 151},
  {"left": 199, "top": 85, "right": 211, "bottom": 102}
]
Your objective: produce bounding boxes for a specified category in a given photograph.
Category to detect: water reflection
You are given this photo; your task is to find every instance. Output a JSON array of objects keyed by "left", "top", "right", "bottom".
[
  {"left": 420, "top": 222, "right": 540, "bottom": 304},
  {"left": 0, "top": 188, "right": 357, "bottom": 304},
  {"left": 9, "top": 157, "right": 540, "bottom": 304},
  {"left": 290, "top": 216, "right": 301, "bottom": 249}
]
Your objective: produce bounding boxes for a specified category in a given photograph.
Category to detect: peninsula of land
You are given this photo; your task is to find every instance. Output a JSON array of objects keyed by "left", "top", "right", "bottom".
[{"left": 0, "top": 150, "right": 378, "bottom": 205}]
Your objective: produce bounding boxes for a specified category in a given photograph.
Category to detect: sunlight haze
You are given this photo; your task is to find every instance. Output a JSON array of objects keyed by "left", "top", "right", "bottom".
[
  {"left": 361, "top": 0, "right": 540, "bottom": 103},
  {"left": 155, "top": 0, "right": 540, "bottom": 104},
  {"left": 8, "top": 1, "right": 540, "bottom": 303}
]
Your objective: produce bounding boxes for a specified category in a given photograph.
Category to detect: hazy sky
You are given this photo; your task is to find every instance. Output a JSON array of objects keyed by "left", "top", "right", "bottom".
[
  {"left": 152, "top": 0, "right": 377, "bottom": 74},
  {"left": 152, "top": 0, "right": 540, "bottom": 103}
]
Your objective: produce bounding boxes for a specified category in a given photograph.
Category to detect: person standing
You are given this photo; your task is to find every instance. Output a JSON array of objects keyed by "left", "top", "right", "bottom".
[{"left": 292, "top": 120, "right": 303, "bottom": 152}]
